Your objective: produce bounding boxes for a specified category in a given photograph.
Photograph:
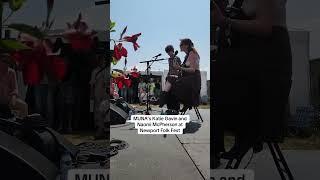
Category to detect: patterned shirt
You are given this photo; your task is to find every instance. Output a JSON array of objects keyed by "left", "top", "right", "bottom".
[{"left": 168, "top": 56, "right": 181, "bottom": 76}]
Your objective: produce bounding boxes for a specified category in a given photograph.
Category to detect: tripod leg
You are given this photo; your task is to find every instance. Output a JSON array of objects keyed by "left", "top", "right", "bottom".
[
  {"left": 225, "top": 159, "right": 234, "bottom": 169},
  {"left": 268, "top": 143, "right": 291, "bottom": 180},
  {"left": 194, "top": 107, "right": 204, "bottom": 122},
  {"left": 273, "top": 143, "right": 294, "bottom": 180},
  {"left": 194, "top": 107, "right": 199, "bottom": 120},
  {"left": 225, "top": 156, "right": 243, "bottom": 169},
  {"left": 233, "top": 158, "right": 242, "bottom": 169}
]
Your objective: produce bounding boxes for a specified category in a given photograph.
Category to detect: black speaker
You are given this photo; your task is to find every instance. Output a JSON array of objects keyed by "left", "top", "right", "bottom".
[
  {"left": 0, "top": 130, "right": 59, "bottom": 180},
  {"left": 110, "top": 103, "right": 129, "bottom": 125},
  {"left": 0, "top": 110, "right": 108, "bottom": 179},
  {"left": 0, "top": 104, "right": 14, "bottom": 119}
]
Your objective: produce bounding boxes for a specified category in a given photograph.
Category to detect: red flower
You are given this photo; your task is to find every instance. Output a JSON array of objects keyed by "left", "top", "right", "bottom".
[
  {"left": 113, "top": 43, "right": 128, "bottom": 60},
  {"left": 123, "top": 76, "right": 132, "bottom": 88},
  {"left": 128, "top": 66, "right": 140, "bottom": 78},
  {"left": 130, "top": 72, "right": 140, "bottom": 78},
  {"left": 66, "top": 32, "right": 93, "bottom": 52},
  {"left": 114, "top": 76, "right": 124, "bottom": 89},
  {"left": 49, "top": 56, "right": 67, "bottom": 81},
  {"left": 10, "top": 51, "right": 23, "bottom": 64},
  {"left": 123, "top": 33, "right": 141, "bottom": 51},
  {"left": 117, "top": 80, "right": 124, "bottom": 89},
  {"left": 113, "top": 74, "right": 132, "bottom": 89}
]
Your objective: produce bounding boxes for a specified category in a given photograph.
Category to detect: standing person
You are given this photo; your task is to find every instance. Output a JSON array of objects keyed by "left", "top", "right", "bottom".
[
  {"left": 90, "top": 54, "right": 108, "bottom": 139},
  {"left": 212, "top": 0, "right": 292, "bottom": 165},
  {"left": 149, "top": 78, "right": 155, "bottom": 97},
  {"left": 0, "top": 59, "right": 28, "bottom": 118},
  {"left": 127, "top": 85, "right": 134, "bottom": 104},
  {"left": 60, "top": 14, "right": 97, "bottom": 130},
  {"left": 131, "top": 74, "right": 139, "bottom": 103},
  {"left": 54, "top": 38, "right": 74, "bottom": 133},
  {"left": 138, "top": 78, "right": 146, "bottom": 104},
  {"left": 154, "top": 79, "right": 161, "bottom": 100},
  {"left": 159, "top": 45, "right": 181, "bottom": 107},
  {"left": 42, "top": 39, "right": 61, "bottom": 128},
  {"left": 19, "top": 36, "right": 60, "bottom": 124}
]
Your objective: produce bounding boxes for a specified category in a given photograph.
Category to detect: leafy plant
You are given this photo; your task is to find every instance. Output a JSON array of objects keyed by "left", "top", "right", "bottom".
[
  {"left": 8, "top": 0, "right": 26, "bottom": 11},
  {"left": 0, "top": 0, "right": 56, "bottom": 54},
  {"left": 110, "top": 21, "right": 116, "bottom": 32},
  {"left": 0, "top": 39, "right": 31, "bottom": 51},
  {"left": 8, "top": 23, "right": 46, "bottom": 39},
  {"left": 109, "top": 21, "right": 141, "bottom": 72}
]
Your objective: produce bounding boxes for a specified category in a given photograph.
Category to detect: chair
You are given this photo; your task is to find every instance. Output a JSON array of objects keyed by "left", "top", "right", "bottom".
[
  {"left": 180, "top": 106, "right": 204, "bottom": 122},
  {"left": 224, "top": 142, "right": 294, "bottom": 180}
]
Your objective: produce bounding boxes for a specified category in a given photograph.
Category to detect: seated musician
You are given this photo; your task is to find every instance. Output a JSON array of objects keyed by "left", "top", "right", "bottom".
[{"left": 159, "top": 39, "right": 201, "bottom": 112}]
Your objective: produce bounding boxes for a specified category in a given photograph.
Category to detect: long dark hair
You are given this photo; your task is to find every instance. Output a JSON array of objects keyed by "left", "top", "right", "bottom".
[{"left": 180, "top": 38, "right": 200, "bottom": 64}]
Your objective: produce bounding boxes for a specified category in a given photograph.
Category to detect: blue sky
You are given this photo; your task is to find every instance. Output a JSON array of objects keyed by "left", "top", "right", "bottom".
[{"left": 111, "top": 0, "right": 210, "bottom": 77}]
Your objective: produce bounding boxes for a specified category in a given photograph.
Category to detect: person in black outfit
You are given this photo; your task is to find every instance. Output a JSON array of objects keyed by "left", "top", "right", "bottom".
[
  {"left": 212, "top": 0, "right": 292, "bottom": 168},
  {"left": 159, "top": 45, "right": 182, "bottom": 111},
  {"left": 154, "top": 79, "right": 161, "bottom": 99},
  {"left": 54, "top": 38, "right": 74, "bottom": 132}
]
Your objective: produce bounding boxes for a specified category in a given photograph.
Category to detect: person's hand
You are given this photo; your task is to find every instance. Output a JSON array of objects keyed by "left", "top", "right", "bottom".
[
  {"left": 173, "top": 61, "right": 181, "bottom": 70},
  {"left": 212, "top": 1, "right": 226, "bottom": 26}
]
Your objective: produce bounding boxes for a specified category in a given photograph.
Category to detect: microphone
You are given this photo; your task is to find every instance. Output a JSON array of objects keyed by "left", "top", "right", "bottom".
[
  {"left": 171, "top": 50, "right": 178, "bottom": 59},
  {"left": 153, "top": 53, "right": 162, "bottom": 58}
]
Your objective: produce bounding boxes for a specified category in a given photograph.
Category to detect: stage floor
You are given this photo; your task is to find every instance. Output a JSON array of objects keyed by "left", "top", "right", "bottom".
[
  {"left": 217, "top": 148, "right": 320, "bottom": 180},
  {"left": 110, "top": 108, "right": 210, "bottom": 180}
]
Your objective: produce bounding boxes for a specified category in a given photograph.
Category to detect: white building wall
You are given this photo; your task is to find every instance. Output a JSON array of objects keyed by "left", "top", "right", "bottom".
[
  {"left": 200, "top": 71, "right": 208, "bottom": 98},
  {"left": 289, "top": 29, "right": 311, "bottom": 114}
]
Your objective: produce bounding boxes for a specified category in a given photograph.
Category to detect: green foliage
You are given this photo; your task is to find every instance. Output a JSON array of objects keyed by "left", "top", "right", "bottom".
[
  {"left": 9, "top": 0, "right": 26, "bottom": 11},
  {"left": 110, "top": 21, "right": 116, "bottom": 32},
  {"left": 0, "top": 39, "right": 31, "bottom": 51},
  {"left": 8, "top": 23, "right": 46, "bottom": 39}
]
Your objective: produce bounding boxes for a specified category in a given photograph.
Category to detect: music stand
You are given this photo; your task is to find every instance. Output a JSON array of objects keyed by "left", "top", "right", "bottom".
[{"left": 140, "top": 57, "right": 167, "bottom": 115}]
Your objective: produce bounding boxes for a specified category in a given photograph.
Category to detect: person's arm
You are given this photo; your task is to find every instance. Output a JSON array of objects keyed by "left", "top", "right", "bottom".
[
  {"left": 8, "top": 70, "right": 18, "bottom": 106},
  {"left": 214, "top": 0, "right": 274, "bottom": 36},
  {"left": 42, "top": 41, "right": 58, "bottom": 56},
  {"left": 176, "top": 52, "right": 198, "bottom": 73},
  {"left": 47, "top": 48, "right": 61, "bottom": 56},
  {"left": 20, "top": 33, "right": 40, "bottom": 46},
  {"left": 177, "top": 57, "right": 182, "bottom": 65},
  {"left": 61, "top": 29, "right": 77, "bottom": 36},
  {"left": 89, "top": 70, "right": 96, "bottom": 99}
]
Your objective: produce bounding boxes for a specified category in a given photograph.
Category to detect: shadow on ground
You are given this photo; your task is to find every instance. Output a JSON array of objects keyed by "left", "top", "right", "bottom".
[{"left": 183, "top": 121, "right": 202, "bottom": 134}]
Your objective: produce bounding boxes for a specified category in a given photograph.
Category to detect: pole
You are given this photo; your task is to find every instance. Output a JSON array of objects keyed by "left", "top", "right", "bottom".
[
  {"left": 0, "top": 1, "right": 3, "bottom": 39},
  {"left": 146, "top": 61, "right": 150, "bottom": 115},
  {"left": 95, "top": 0, "right": 110, "bottom": 5}
]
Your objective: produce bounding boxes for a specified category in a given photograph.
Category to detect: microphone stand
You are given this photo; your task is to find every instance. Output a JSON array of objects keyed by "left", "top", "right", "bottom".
[{"left": 140, "top": 57, "right": 167, "bottom": 115}]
